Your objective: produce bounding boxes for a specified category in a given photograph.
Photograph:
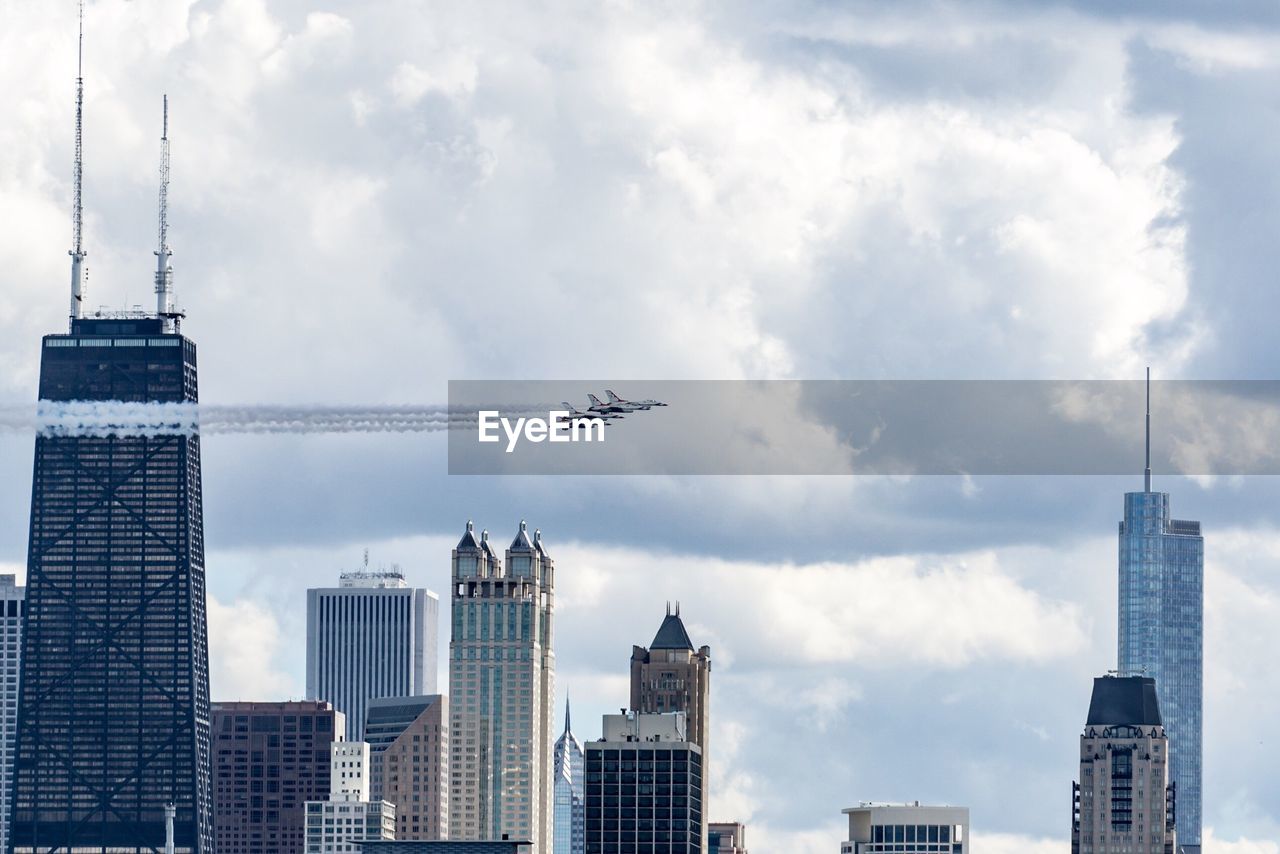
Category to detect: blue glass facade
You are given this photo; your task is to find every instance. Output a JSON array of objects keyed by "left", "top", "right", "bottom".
[
  {"left": 1118, "top": 490, "right": 1202, "bottom": 849},
  {"left": 552, "top": 704, "right": 585, "bottom": 854}
]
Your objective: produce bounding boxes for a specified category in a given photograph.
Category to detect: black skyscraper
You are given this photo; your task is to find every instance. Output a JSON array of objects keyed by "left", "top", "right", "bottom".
[{"left": 11, "top": 315, "right": 213, "bottom": 853}]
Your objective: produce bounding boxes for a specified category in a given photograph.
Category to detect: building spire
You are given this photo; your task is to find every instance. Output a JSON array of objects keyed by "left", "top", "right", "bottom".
[
  {"left": 564, "top": 697, "right": 571, "bottom": 735},
  {"left": 1144, "top": 367, "right": 1151, "bottom": 492},
  {"left": 68, "top": 0, "right": 86, "bottom": 328}
]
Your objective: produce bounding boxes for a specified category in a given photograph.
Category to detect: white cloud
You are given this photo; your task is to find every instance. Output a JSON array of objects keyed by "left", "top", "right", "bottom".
[
  {"left": 972, "top": 832, "right": 1061, "bottom": 854},
  {"left": 207, "top": 592, "right": 302, "bottom": 701}
]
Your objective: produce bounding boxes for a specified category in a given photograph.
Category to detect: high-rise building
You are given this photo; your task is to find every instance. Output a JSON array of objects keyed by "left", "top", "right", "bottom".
[
  {"left": 448, "top": 521, "right": 555, "bottom": 852},
  {"left": 365, "top": 695, "right": 449, "bottom": 840},
  {"left": 1072, "top": 676, "right": 1177, "bottom": 854},
  {"left": 0, "top": 575, "right": 24, "bottom": 854},
  {"left": 14, "top": 314, "right": 214, "bottom": 853},
  {"left": 1119, "top": 380, "right": 1203, "bottom": 852},
  {"left": 211, "top": 701, "right": 343, "bottom": 854},
  {"left": 306, "top": 740, "right": 396, "bottom": 853},
  {"left": 839, "top": 804, "right": 968, "bottom": 854},
  {"left": 307, "top": 567, "right": 440, "bottom": 741},
  {"left": 552, "top": 701, "right": 585, "bottom": 854},
  {"left": 707, "top": 822, "right": 746, "bottom": 854},
  {"left": 630, "top": 605, "right": 711, "bottom": 849},
  {"left": 584, "top": 712, "right": 703, "bottom": 854}
]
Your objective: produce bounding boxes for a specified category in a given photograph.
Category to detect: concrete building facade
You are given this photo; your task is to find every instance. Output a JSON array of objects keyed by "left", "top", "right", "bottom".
[
  {"left": 211, "top": 700, "right": 343, "bottom": 854},
  {"left": 1072, "top": 676, "right": 1177, "bottom": 854},
  {"left": 708, "top": 822, "right": 746, "bottom": 854},
  {"left": 307, "top": 568, "right": 440, "bottom": 741},
  {"left": 630, "top": 605, "right": 710, "bottom": 850},
  {"left": 306, "top": 740, "right": 396, "bottom": 854},
  {"left": 448, "top": 521, "right": 556, "bottom": 851},
  {"left": 840, "top": 804, "right": 968, "bottom": 854},
  {"left": 367, "top": 695, "right": 449, "bottom": 840}
]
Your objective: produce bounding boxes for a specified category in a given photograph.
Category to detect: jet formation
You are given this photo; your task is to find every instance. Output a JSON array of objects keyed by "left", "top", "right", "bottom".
[{"left": 559, "top": 389, "right": 668, "bottom": 425}]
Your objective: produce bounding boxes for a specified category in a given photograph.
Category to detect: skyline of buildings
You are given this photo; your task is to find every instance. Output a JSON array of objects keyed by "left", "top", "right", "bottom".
[
  {"left": 306, "top": 568, "right": 440, "bottom": 742},
  {"left": 1071, "top": 676, "right": 1177, "bottom": 854}
]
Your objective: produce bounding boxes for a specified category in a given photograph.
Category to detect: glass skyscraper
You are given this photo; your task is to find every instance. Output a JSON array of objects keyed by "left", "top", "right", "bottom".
[
  {"left": 12, "top": 316, "right": 214, "bottom": 852},
  {"left": 553, "top": 701, "right": 584, "bottom": 854},
  {"left": 1118, "top": 488, "right": 1203, "bottom": 851}
]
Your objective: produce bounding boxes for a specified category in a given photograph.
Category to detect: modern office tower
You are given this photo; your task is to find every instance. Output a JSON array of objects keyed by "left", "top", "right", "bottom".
[
  {"left": 839, "top": 804, "right": 968, "bottom": 854},
  {"left": 1119, "top": 380, "right": 1203, "bottom": 853},
  {"left": 307, "top": 567, "right": 440, "bottom": 741},
  {"left": 584, "top": 712, "right": 703, "bottom": 854},
  {"left": 1072, "top": 676, "right": 1177, "bottom": 854},
  {"left": 365, "top": 695, "right": 449, "bottom": 840},
  {"left": 0, "top": 575, "right": 24, "bottom": 854},
  {"left": 306, "top": 741, "right": 396, "bottom": 853},
  {"left": 211, "top": 701, "right": 343, "bottom": 854},
  {"left": 707, "top": 823, "right": 746, "bottom": 854},
  {"left": 13, "top": 312, "right": 215, "bottom": 853},
  {"left": 448, "top": 521, "right": 556, "bottom": 852},
  {"left": 553, "top": 701, "right": 585, "bottom": 854},
  {"left": 630, "top": 605, "right": 711, "bottom": 849}
]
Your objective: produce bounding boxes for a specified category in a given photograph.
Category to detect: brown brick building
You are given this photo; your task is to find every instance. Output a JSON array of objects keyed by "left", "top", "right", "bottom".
[{"left": 211, "top": 700, "right": 343, "bottom": 854}]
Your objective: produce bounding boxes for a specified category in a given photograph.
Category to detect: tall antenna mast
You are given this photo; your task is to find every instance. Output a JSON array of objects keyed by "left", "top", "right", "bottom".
[
  {"left": 68, "top": 0, "right": 86, "bottom": 328},
  {"left": 1144, "top": 367, "right": 1152, "bottom": 492},
  {"left": 154, "top": 94, "right": 173, "bottom": 330}
]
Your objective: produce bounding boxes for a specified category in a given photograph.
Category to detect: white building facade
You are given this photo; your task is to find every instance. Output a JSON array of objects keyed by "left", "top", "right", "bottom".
[
  {"left": 840, "top": 804, "right": 968, "bottom": 854},
  {"left": 306, "top": 568, "right": 439, "bottom": 741},
  {"left": 305, "top": 740, "right": 396, "bottom": 853}
]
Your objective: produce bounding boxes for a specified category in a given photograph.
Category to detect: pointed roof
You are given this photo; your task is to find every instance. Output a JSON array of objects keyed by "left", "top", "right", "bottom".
[
  {"left": 534, "top": 528, "right": 548, "bottom": 557},
  {"left": 480, "top": 528, "right": 496, "bottom": 557},
  {"left": 650, "top": 607, "right": 694, "bottom": 651},
  {"left": 510, "top": 520, "right": 534, "bottom": 551},
  {"left": 456, "top": 519, "right": 480, "bottom": 550}
]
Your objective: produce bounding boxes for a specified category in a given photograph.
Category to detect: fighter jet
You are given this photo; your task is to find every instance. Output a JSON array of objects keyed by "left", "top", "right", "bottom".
[
  {"left": 561, "top": 402, "right": 620, "bottom": 423},
  {"left": 606, "top": 389, "right": 667, "bottom": 408},
  {"left": 586, "top": 394, "right": 632, "bottom": 416}
]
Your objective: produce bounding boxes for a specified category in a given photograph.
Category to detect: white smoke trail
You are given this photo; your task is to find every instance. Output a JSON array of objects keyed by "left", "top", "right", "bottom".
[{"left": 0, "top": 402, "right": 545, "bottom": 438}]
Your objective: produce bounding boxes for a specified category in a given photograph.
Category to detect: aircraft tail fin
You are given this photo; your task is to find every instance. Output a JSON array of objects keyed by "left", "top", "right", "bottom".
[
  {"left": 587, "top": 393, "right": 604, "bottom": 406},
  {"left": 560, "top": 402, "right": 576, "bottom": 412},
  {"left": 606, "top": 389, "right": 622, "bottom": 403}
]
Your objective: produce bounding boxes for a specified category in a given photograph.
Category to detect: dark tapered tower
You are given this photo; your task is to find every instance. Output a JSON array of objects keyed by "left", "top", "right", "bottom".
[
  {"left": 12, "top": 316, "right": 213, "bottom": 853},
  {"left": 10, "top": 24, "right": 212, "bottom": 850}
]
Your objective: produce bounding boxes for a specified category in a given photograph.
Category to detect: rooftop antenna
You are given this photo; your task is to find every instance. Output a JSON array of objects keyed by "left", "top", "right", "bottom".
[
  {"left": 68, "top": 0, "right": 86, "bottom": 328},
  {"left": 1144, "top": 367, "right": 1151, "bottom": 492},
  {"left": 154, "top": 94, "right": 174, "bottom": 330}
]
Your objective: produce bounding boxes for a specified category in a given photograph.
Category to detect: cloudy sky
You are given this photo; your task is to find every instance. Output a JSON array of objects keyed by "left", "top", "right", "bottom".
[{"left": 3, "top": 0, "right": 1280, "bottom": 850}]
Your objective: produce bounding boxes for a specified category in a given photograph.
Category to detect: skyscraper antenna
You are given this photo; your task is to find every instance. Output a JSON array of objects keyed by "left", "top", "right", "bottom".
[
  {"left": 1144, "top": 367, "right": 1152, "bottom": 492},
  {"left": 68, "top": 0, "right": 86, "bottom": 328},
  {"left": 154, "top": 94, "right": 173, "bottom": 330}
]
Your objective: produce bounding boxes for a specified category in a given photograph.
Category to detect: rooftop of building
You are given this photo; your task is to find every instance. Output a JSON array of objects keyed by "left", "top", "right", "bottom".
[
  {"left": 1086, "top": 675, "right": 1163, "bottom": 727},
  {"left": 649, "top": 606, "right": 695, "bottom": 651}
]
